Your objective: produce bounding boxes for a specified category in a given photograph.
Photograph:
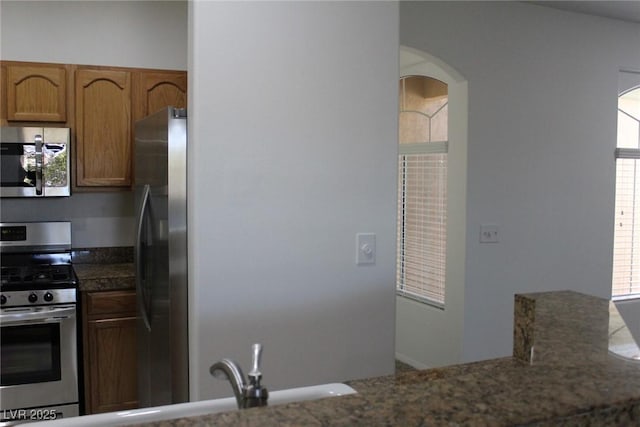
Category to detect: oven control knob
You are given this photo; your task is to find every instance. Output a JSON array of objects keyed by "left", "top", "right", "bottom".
[
  {"left": 44, "top": 292, "right": 54, "bottom": 302},
  {"left": 28, "top": 293, "right": 38, "bottom": 303},
  {"left": 0, "top": 295, "right": 6, "bottom": 305}
]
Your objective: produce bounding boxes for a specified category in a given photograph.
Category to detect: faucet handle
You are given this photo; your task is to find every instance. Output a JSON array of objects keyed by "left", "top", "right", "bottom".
[
  {"left": 244, "top": 343, "right": 268, "bottom": 408},
  {"left": 248, "top": 343, "right": 263, "bottom": 381}
]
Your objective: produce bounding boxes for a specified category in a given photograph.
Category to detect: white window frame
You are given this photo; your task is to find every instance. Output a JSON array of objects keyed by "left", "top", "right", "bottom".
[
  {"left": 613, "top": 82, "right": 640, "bottom": 300},
  {"left": 396, "top": 76, "right": 449, "bottom": 308}
]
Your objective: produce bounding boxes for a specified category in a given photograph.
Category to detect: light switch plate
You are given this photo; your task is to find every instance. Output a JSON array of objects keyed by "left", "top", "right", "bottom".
[{"left": 356, "top": 233, "right": 376, "bottom": 265}]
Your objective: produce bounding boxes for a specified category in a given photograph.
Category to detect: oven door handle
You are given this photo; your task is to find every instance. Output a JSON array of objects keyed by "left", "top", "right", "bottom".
[{"left": 0, "top": 306, "right": 75, "bottom": 326}]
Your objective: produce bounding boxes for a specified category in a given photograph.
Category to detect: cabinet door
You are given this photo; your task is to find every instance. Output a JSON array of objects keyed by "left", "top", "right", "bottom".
[
  {"left": 6, "top": 63, "right": 67, "bottom": 122},
  {"left": 76, "top": 68, "right": 132, "bottom": 188},
  {"left": 87, "top": 316, "right": 138, "bottom": 414},
  {"left": 134, "top": 71, "right": 187, "bottom": 121},
  {"left": 86, "top": 290, "right": 137, "bottom": 316}
]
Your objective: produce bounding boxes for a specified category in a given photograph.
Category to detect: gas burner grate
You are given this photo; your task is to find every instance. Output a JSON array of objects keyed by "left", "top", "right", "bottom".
[
  {"left": 1, "top": 267, "right": 21, "bottom": 285},
  {"left": 0, "top": 264, "right": 76, "bottom": 289}
]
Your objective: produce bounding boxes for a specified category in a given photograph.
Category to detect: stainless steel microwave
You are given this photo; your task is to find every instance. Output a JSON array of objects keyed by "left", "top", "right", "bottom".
[{"left": 0, "top": 127, "right": 71, "bottom": 197}]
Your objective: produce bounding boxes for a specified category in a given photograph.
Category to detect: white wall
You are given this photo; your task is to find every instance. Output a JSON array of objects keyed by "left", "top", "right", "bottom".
[
  {"left": 0, "top": 0, "right": 187, "bottom": 69},
  {"left": 401, "top": 1, "right": 640, "bottom": 363},
  {"left": 189, "top": 1, "right": 398, "bottom": 399},
  {"left": 0, "top": 1, "right": 187, "bottom": 247}
]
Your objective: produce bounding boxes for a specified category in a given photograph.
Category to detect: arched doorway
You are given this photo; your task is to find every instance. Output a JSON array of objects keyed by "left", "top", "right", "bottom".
[{"left": 395, "top": 46, "right": 468, "bottom": 368}]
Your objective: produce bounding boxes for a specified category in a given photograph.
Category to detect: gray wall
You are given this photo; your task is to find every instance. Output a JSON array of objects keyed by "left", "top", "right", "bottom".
[
  {"left": 6, "top": 0, "right": 640, "bottom": 402},
  {"left": 188, "top": 1, "right": 399, "bottom": 399},
  {"left": 0, "top": 1, "right": 187, "bottom": 247},
  {"left": 0, "top": 1, "right": 187, "bottom": 68},
  {"left": 401, "top": 1, "right": 640, "bottom": 363},
  {"left": 0, "top": 194, "right": 134, "bottom": 248}
]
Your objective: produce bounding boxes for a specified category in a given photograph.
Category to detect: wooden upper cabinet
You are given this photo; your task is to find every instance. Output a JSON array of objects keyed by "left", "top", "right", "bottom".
[
  {"left": 5, "top": 63, "right": 68, "bottom": 122},
  {"left": 133, "top": 70, "right": 187, "bottom": 122},
  {"left": 75, "top": 68, "right": 132, "bottom": 188},
  {"left": 0, "top": 62, "right": 187, "bottom": 190}
]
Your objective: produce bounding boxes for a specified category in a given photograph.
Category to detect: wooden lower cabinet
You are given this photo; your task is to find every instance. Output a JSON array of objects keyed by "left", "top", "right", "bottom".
[{"left": 82, "top": 290, "right": 138, "bottom": 414}]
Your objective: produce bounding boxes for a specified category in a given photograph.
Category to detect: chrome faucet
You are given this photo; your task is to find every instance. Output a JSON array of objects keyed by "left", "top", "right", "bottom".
[{"left": 210, "top": 343, "right": 269, "bottom": 409}]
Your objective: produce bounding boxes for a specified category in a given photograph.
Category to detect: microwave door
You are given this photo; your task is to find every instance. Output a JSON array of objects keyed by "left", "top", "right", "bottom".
[
  {"left": 0, "top": 142, "right": 39, "bottom": 196},
  {"left": 0, "top": 127, "right": 71, "bottom": 197},
  {"left": 41, "top": 128, "right": 71, "bottom": 197},
  {"left": 41, "top": 142, "right": 70, "bottom": 196}
]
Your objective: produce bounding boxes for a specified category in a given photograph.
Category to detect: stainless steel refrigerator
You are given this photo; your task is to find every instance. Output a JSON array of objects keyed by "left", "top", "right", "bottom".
[{"left": 134, "top": 107, "right": 189, "bottom": 408}]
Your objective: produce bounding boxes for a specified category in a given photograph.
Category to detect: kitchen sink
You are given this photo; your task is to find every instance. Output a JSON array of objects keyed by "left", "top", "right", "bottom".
[{"left": 27, "top": 383, "right": 356, "bottom": 427}]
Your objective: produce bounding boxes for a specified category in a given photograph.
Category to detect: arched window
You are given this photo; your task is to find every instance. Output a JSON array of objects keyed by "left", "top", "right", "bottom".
[
  {"left": 613, "top": 86, "right": 640, "bottom": 298},
  {"left": 396, "top": 75, "right": 448, "bottom": 306}
]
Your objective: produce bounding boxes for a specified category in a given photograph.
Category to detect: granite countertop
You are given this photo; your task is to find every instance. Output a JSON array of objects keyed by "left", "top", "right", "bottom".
[
  {"left": 72, "top": 247, "right": 135, "bottom": 292},
  {"left": 131, "top": 291, "right": 640, "bottom": 426},
  {"left": 74, "top": 263, "right": 135, "bottom": 292}
]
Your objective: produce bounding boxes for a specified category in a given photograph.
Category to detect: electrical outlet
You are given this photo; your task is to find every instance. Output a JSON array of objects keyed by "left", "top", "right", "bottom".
[{"left": 479, "top": 224, "right": 499, "bottom": 243}]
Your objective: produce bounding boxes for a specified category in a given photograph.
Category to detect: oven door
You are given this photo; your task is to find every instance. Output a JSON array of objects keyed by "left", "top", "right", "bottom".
[
  {"left": 0, "top": 127, "right": 71, "bottom": 197},
  {"left": 0, "top": 305, "right": 78, "bottom": 411}
]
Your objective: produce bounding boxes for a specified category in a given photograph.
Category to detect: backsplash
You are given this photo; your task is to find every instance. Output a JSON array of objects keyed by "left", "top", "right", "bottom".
[{"left": 0, "top": 192, "right": 134, "bottom": 248}]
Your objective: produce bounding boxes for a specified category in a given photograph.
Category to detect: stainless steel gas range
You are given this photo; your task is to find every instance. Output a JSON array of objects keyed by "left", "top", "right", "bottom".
[{"left": 0, "top": 222, "right": 79, "bottom": 425}]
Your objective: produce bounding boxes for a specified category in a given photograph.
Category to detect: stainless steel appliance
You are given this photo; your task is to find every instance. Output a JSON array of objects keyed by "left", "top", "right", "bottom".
[
  {"left": 0, "top": 127, "right": 71, "bottom": 198},
  {"left": 135, "top": 107, "right": 188, "bottom": 407},
  {"left": 0, "top": 222, "right": 79, "bottom": 425}
]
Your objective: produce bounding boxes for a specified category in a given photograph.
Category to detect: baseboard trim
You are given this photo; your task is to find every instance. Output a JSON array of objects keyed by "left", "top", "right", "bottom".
[{"left": 395, "top": 352, "right": 431, "bottom": 370}]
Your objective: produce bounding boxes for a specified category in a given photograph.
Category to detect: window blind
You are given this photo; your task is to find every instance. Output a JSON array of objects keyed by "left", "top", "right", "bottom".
[
  {"left": 613, "top": 156, "right": 640, "bottom": 297},
  {"left": 396, "top": 151, "right": 447, "bottom": 306},
  {"left": 612, "top": 89, "right": 640, "bottom": 299}
]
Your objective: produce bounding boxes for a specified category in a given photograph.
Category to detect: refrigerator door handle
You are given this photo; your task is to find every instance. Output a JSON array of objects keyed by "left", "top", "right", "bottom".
[{"left": 136, "top": 183, "right": 152, "bottom": 332}]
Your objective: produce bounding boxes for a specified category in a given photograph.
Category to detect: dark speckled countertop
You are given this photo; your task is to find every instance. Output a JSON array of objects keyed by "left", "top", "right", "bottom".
[
  {"left": 72, "top": 247, "right": 135, "bottom": 292},
  {"left": 73, "top": 263, "right": 135, "bottom": 291},
  {"left": 129, "top": 291, "right": 640, "bottom": 426}
]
